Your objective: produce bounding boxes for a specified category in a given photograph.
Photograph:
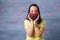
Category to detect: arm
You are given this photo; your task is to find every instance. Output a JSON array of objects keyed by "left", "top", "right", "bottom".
[
  {"left": 34, "top": 22, "right": 44, "bottom": 37},
  {"left": 25, "top": 21, "right": 34, "bottom": 37}
]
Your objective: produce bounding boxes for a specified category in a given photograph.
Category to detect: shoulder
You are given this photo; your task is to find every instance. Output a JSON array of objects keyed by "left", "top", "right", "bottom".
[
  {"left": 38, "top": 19, "right": 46, "bottom": 28},
  {"left": 38, "top": 19, "right": 46, "bottom": 25},
  {"left": 24, "top": 19, "right": 30, "bottom": 28},
  {"left": 24, "top": 19, "right": 30, "bottom": 23},
  {"left": 41, "top": 19, "right": 46, "bottom": 23}
]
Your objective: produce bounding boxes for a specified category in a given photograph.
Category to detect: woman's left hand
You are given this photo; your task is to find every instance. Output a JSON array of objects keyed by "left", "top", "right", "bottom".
[
  {"left": 33, "top": 15, "right": 39, "bottom": 26},
  {"left": 34, "top": 14, "right": 39, "bottom": 22}
]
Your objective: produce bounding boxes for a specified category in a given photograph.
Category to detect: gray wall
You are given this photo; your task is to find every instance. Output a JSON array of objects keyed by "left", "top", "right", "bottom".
[{"left": 0, "top": 0, "right": 60, "bottom": 40}]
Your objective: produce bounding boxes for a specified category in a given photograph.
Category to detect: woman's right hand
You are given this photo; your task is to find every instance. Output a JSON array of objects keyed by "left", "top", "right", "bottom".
[
  {"left": 28, "top": 13, "right": 33, "bottom": 21},
  {"left": 28, "top": 13, "right": 34, "bottom": 25}
]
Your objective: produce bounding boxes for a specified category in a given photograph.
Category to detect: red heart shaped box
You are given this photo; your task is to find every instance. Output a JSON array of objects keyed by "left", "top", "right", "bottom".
[{"left": 29, "top": 13, "right": 38, "bottom": 20}]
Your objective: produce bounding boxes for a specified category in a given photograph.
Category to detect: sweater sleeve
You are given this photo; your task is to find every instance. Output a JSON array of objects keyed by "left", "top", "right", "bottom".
[{"left": 24, "top": 19, "right": 30, "bottom": 29}]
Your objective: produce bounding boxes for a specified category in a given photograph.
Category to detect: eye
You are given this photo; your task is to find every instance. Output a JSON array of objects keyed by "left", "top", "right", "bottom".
[
  {"left": 30, "top": 10, "right": 33, "bottom": 12},
  {"left": 35, "top": 10, "right": 38, "bottom": 13}
]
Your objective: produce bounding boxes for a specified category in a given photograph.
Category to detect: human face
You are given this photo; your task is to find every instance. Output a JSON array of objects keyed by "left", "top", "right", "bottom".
[{"left": 30, "top": 6, "right": 38, "bottom": 14}]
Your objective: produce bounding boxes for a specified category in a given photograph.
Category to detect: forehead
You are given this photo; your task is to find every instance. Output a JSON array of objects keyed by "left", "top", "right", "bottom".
[{"left": 30, "top": 6, "right": 38, "bottom": 10}]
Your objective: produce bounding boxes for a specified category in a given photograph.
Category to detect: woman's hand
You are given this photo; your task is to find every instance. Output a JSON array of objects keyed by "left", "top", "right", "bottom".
[
  {"left": 33, "top": 14, "right": 39, "bottom": 25},
  {"left": 34, "top": 21, "right": 37, "bottom": 25},
  {"left": 28, "top": 13, "right": 33, "bottom": 21},
  {"left": 34, "top": 14, "right": 39, "bottom": 22}
]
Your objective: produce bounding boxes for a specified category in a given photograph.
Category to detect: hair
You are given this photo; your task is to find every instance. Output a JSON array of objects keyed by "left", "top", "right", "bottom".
[{"left": 26, "top": 4, "right": 42, "bottom": 24}]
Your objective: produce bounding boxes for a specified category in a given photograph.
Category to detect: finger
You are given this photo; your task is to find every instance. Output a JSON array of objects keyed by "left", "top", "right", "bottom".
[
  {"left": 28, "top": 14, "right": 33, "bottom": 21},
  {"left": 35, "top": 15, "right": 39, "bottom": 21}
]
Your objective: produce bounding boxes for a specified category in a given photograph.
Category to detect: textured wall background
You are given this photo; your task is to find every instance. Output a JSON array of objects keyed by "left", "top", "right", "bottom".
[{"left": 0, "top": 0, "right": 60, "bottom": 40}]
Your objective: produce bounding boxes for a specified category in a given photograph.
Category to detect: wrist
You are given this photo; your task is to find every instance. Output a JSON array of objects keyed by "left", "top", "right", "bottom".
[
  {"left": 34, "top": 24, "right": 37, "bottom": 28},
  {"left": 30, "top": 21, "right": 33, "bottom": 23}
]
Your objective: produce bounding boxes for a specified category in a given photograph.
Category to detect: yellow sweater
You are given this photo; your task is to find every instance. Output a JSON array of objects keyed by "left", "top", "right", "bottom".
[{"left": 24, "top": 19, "right": 46, "bottom": 40}]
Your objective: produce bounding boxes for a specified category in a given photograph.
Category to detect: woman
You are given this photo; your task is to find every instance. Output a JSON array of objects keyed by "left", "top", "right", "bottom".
[{"left": 24, "top": 4, "right": 46, "bottom": 40}]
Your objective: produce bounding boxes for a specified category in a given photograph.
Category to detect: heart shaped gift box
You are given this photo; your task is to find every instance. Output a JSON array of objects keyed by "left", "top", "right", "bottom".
[{"left": 29, "top": 13, "right": 38, "bottom": 20}]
